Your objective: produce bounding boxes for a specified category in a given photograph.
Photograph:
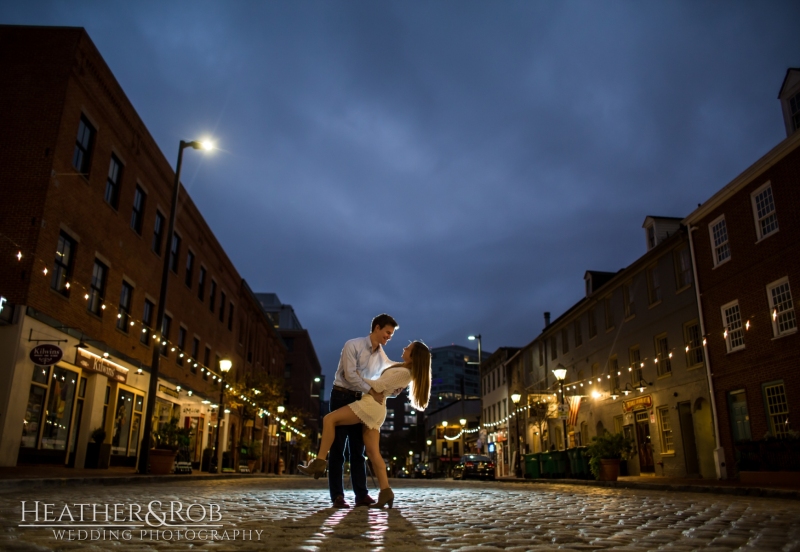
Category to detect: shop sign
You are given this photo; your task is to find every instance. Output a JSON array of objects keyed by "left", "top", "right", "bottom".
[
  {"left": 75, "top": 348, "right": 127, "bottom": 383},
  {"left": 182, "top": 404, "right": 203, "bottom": 416},
  {"left": 30, "top": 344, "right": 63, "bottom": 366},
  {"left": 158, "top": 384, "right": 179, "bottom": 398},
  {"left": 622, "top": 394, "right": 652, "bottom": 413}
]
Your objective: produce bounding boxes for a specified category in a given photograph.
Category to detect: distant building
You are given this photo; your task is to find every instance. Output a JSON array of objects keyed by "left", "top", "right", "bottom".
[
  {"left": 429, "top": 345, "right": 482, "bottom": 410},
  {"left": 479, "top": 347, "right": 520, "bottom": 477},
  {"left": 683, "top": 68, "right": 800, "bottom": 479}
]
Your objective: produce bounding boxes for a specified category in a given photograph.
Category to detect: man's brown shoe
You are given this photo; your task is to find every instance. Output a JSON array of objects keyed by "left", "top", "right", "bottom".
[
  {"left": 354, "top": 494, "right": 375, "bottom": 507},
  {"left": 331, "top": 495, "right": 350, "bottom": 508}
]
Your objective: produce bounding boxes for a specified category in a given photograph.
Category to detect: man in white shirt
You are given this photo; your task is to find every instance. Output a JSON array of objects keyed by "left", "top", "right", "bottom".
[{"left": 326, "top": 313, "right": 398, "bottom": 507}]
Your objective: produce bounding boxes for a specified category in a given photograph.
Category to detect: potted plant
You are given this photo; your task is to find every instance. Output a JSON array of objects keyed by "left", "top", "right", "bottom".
[
  {"left": 240, "top": 440, "right": 262, "bottom": 473},
  {"left": 85, "top": 427, "right": 111, "bottom": 469},
  {"left": 150, "top": 418, "right": 190, "bottom": 475},
  {"left": 586, "top": 432, "right": 635, "bottom": 481}
]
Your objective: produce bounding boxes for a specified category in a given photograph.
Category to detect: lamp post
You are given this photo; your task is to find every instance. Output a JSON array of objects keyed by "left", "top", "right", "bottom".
[
  {"left": 426, "top": 439, "right": 432, "bottom": 462},
  {"left": 459, "top": 417, "right": 467, "bottom": 455},
  {"left": 138, "top": 139, "right": 213, "bottom": 475},
  {"left": 276, "top": 405, "right": 285, "bottom": 474},
  {"left": 467, "top": 334, "right": 482, "bottom": 365},
  {"left": 211, "top": 359, "right": 232, "bottom": 472},
  {"left": 553, "top": 365, "right": 568, "bottom": 451},
  {"left": 511, "top": 393, "right": 522, "bottom": 477}
]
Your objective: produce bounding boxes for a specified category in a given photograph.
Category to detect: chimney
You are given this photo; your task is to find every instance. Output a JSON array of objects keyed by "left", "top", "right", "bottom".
[{"left": 544, "top": 312, "right": 551, "bottom": 328}]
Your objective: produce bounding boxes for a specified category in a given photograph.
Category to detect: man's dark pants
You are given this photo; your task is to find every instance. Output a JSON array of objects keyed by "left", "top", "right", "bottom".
[{"left": 328, "top": 388, "right": 368, "bottom": 502}]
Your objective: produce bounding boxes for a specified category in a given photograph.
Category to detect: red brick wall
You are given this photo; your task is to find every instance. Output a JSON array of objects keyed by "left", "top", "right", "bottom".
[{"left": 690, "top": 141, "right": 800, "bottom": 476}]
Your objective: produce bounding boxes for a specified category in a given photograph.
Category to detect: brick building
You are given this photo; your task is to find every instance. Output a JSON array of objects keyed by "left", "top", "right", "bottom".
[
  {"left": 0, "top": 25, "right": 285, "bottom": 470},
  {"left": 683, "top": 68, "right": 800, "bottom": 478}
]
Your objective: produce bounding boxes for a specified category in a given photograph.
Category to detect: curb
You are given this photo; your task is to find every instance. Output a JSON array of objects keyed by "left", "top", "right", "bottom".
[
  {"left": 496, "top": 476, "right": 800, "bottom": 500},
  {"left": 0, "top": 473, "right": 302, "bottom": 490}
]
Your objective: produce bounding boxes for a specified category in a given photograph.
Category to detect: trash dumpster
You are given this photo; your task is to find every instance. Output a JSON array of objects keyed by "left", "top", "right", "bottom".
[
  {"left": 576, "top": 447, "right": 591, "bottom": 479},
  {"left": 566, "top": 448, "right": 580, "bottom": 478},
  {"left": 540, "top": 452, "right": 554, "bottom": 478},
  {"left": 550, "top": 450, "right": 568, "bottom": 478},
  {"left": 523, "top": 453, "right": 541, "bottom": 479}
]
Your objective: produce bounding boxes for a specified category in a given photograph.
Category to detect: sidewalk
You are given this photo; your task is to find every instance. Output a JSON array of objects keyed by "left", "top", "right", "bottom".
[
  {"left": 497, "top": 473, "right": 800, "bottom": 500},
  {"left": 0, "top": 465, "right": 292, "bottom": 490}
]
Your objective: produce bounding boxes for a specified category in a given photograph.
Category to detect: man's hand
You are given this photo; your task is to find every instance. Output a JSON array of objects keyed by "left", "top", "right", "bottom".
[{"left": 368, "top": 389, "right": 385, "bottom": 405}]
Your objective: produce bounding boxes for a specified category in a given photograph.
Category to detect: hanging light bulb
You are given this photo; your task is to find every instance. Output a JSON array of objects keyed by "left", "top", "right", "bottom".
[
  {"left": 84, "top": 293, "right": 89, "bottom": 300},
  {"left": 702, "top": 337, "right": 707, "bottom": 346},
  {"left": 745, "top": 320, "right": 751, "bottom": 330},
  {"left": 723, "top": 328, "right": 728, "bottom": 339},
  {"left": 43, "top": 267, "right": 48, "bottom": 275},
  {"left": 773, "top": 309, "right": 778, "bottom": 321},
  {"left": 16, "top": 251, "right": 22, "bottom": 261},
  {"left": 65, "top": 282, "right": 70, "bottom": 289},
  {"left": 685, "top": 345, "right": 690, "bottom": 353}
]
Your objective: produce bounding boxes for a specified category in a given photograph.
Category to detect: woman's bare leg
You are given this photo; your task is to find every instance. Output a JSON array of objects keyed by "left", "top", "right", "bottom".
[
  {"left": 363, "top": 428, "right": 389, "bottom": 490},
  {"left": 316, "top": 405, "right": 363, "bottom": 461}
]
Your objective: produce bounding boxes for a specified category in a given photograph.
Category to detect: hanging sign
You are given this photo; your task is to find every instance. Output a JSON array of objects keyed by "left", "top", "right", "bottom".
[
  {"left": 622, "top": 394, "right": 652, "bottom": 413},
  {"left": 75, "top": 348, "right": 127, "bottom": 383},
  {"left": 30, "top": 344, "right": 63, "bottom": 366}
]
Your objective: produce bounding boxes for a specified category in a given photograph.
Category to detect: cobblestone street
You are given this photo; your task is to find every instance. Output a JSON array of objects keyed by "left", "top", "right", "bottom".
[{"left": 2, "top": 477, "right": 800, "bottom": 551}]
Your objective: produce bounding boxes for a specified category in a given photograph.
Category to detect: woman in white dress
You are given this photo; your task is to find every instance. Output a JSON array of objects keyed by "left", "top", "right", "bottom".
[{"left": 299, "top": 340, "right": 431, "bottom": 508}]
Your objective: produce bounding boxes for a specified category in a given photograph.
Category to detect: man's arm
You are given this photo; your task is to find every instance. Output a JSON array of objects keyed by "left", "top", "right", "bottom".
[{"left": 340, "top": 341, "right": 373, "bottom": 394}]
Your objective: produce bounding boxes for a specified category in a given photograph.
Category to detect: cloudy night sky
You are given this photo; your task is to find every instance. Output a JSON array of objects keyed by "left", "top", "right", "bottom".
[{"left": 2, "top": 2, "right": 798, "bottom": 384}]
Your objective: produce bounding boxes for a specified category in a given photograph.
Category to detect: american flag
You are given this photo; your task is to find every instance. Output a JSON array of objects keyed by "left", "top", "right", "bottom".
[{"left": 567, "top": 396, "right": 582, "bottom": 427}]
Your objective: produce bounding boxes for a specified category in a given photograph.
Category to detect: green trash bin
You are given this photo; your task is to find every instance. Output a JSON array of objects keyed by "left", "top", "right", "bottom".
[
  {"left": 566, "top": 448, "right": 580, "bottom": 478},
  {"left": 551, "top": 450, "right": 568, "bottom": 478},
  {"left": 523, "top": 453, "right": 541, "bottom": 478},
  {"left": 540, "top": 452, "right": 554, "bottom": 478},
  {"left": 577, "top": 447, "right": 591, "bottom": 479}
]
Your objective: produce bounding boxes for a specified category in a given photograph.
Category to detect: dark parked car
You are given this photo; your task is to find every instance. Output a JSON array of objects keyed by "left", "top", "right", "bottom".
[
  {"left": 452, "top": 454, "right": 495, "bottom": 480},
  {"left": 413, "top": 462, "right": 432, "bottom": 479}
]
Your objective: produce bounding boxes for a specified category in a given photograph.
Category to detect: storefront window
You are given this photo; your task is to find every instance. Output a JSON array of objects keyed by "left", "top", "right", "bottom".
[
  {"left": 111, "top": 389, "right": 134, "bottom": 456},
  {"left": 21, "top": 385, "right": 47, "bottom": 448},
  {"left": 129, "top": 413, "right": 141, "bottom": 456},
  {"left": 32, "top": 365, "right": 50, "bottom": 385},
  {"left": 41, "top": 367, "right": 78, "bottom": 450},
  {"left": 155, "top": 398, "right": 179, "bottom": 431}
]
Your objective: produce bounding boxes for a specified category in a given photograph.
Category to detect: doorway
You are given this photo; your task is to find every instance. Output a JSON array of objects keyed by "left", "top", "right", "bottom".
[
  {"left": 678, "top": 401, "right": 700, "bottom": 476},
  {"left": 635, "top": 411, "right": 654, "bottom": 473}
]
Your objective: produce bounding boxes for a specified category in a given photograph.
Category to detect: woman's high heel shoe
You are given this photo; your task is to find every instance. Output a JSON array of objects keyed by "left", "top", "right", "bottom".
[
  {"left": 297, "top": 458, "right": 327, "bottom": 479},
  {"left": 370, "top": 488, "right": 394, "bottom": 509}
]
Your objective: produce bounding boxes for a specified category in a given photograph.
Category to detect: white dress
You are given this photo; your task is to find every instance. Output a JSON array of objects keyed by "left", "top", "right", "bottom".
[{"left": 348, "top": 366, "right": 412, "bottom": 430}]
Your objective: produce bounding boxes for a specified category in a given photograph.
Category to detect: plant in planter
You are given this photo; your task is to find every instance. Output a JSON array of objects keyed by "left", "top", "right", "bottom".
[
  {"left": 149, "top": 418, "right": 191, "bottom": 474},
  {"left": 240, "top": 440, "right": 262, "bottom": 472},
  {"left": 85, "top": 427, "right": 111, "bottom": 469},
  {"left": 586, "top": 432, "right": 635, "bottom": 481}
]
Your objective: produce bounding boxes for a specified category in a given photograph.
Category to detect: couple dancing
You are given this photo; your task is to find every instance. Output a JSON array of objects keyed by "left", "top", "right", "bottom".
[{"left": 298, "top": 313, "right": 431, "bottom": 509}]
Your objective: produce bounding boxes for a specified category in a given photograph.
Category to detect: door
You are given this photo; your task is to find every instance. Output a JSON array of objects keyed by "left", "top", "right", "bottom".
[
  {"left": 635, "top": 411, "right": 654, "bottom": 473},
  {"left": 677, "top": 401, "right": 700, "bottom": 476},
  {"left": 728, "top": 390, "right": 751, "bottom": 442}
]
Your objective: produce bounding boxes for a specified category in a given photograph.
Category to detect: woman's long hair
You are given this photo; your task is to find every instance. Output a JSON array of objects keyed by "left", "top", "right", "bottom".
[{"left": 408, "top": 340, "right": 432, "bottom": 411}]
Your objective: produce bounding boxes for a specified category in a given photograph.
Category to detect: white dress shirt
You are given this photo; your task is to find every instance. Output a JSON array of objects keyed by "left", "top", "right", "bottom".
[{"left": 332, "top": 336, "right": 393, "bottom": 394}]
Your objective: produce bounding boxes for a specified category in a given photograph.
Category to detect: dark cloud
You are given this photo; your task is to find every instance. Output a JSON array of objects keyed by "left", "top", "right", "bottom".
[{"left": 3, "top": 1, "right": 798, "bottom": 379}]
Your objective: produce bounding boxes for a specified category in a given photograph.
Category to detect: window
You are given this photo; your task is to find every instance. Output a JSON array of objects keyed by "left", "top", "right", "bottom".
[
  {"left": 170, "top": 234, "right": 181, "bottom": 273},
  {"left": 561, "top": 328, "right": 568, "bottom": 354},
  {"left": 657, "top": 406, "right": 674, "bottom": 453},
  {"left": 72, "top": 115, "right": 95, "bottom": 176},
  {"left": 160, "top": 315, "right": 171, "bottom": 357},
  {"left": 674, "top": 246, "right": 692, "bottom": 290},
  {"left": 764, "top": 382, "right": 790, "bottom": 438},
  {"left": 177, "top": 327, "right": 186, "bottom": 366},
  {"left": 191, "top": 337, "right": 200, "bottom": 373},
  {"left": 588, "top": 307, "right": 597, "bottom": 338},
  {"left": 604, "top": 296, "right": 614, "bottom": 331},
  {"left": 790, "top": 91, "right": 800, "bottom": 133},
  {"left": 629, "top": 346, "right": 642, "bottom": 383},
  {"left": 574, "top": 320, "right": 582, "bottom": 347},
  {"left": 50, "top": 232, "right": 76, "bottom": 296},
  {"left": 203, "top": 346, "right": 211, "bottom": 380},
  {"left": 141, "top": 299, "right": 154, "bottom": 345},
  {"left": 709, "top": 216, "right": 731, "bottom": 267},
  {"left": 647, "top": 225, "right": 656, "bottom": 250},
  {"left": 767, "top": 277, "right": 796, "bottom": 336},
  {"left": 538, "top": 342, "right": 544, "bottom": 366},
  {"left": 228, "top": 302, "right": 234, "bottom": 331},
  {"left": 128, "top": 185, "right": 146, "bottom": 234},
  {"left": 647, "top": 266, "right": 661, "bottom": 304},
  {"left": 87, "top": 260, "right": 107, "bottom": 315},
  {"left": 721, "top": 300, "right": 745, "bottom": 352},
  {"left": 209, "top": 280, "right": 217, "bottom": 313},
  {"left": 198, "top": 266, "right": 206, "bottom": 300},
  {"left": 654, "top": 333, "right": 671, "bottom": 376},
  {"left": 550, "top": 337, "right": 557, "bottom": 360},
  {"left": 105, "top": 154, "right": 123, "bottom": 209},
  {"left": 623, "top": 282, "right": 635, "bottom": 318},
  {"left": 152, "top": 211, "right": 165, "bottom": 256},
  {"left": 116, "top": 281, "right": 133, "bottom": 332},
  {"left": 683, "top": 320, "right": 704, "bottom": 368},
  {"left": 752, "top": 183, "right": 779, "bottom": 240},
  {"left": 185, "top": 250, "right": 194, "bottom": 288},
  {"left": 219, "top": 291, "right": 226, "bottom": 322}
]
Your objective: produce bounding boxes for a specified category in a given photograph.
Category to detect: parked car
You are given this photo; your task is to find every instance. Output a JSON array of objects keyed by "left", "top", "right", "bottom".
[
  {"left": 395, "top": 467, "right": 411, "bottom": 478},
  {"left": 452, "top": 454, "right": 495, "bottom": 480},
  {"left": 413, "top": 462, "right": 432, "bottom": 479}
]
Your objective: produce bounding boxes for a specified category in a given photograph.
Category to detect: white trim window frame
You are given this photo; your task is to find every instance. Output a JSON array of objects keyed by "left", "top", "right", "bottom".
[
  {"left": 721, "top": 300, "right": 745, "bottom": 352},
  {"left": 709, "top": 215, "right": 731, "bottom": 267},
  {"left": 657, "top": 406, "right": 674, "bottom": 453},
  {"left": 767, "top": 277, "right": 797, "bottom": 337},
  {"left": 751, "top": 182, "right": 779, "bottom": 241}
]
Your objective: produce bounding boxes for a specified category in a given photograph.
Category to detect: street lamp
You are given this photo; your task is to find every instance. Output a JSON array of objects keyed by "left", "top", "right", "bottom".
[
  {"left": 211, "top": 359, "right": 232, "bottom": 472},
  {"left": 277, "top": 405, "right": 285, "bottom": 474},
  {"left": 467, "top": 334, "right": 482, "bottom": 365},
  {"left": 511, "top": 393, "right": 522, "bottom": 477},
  {"left": 138, "top": 138, "right": 213, "bottom": 475},
  {"left": 310, "top": 376, "right": 321, "bottom": 397},
  {"left": 553, "top": 365, "right": 568, "bottom": 451}
]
